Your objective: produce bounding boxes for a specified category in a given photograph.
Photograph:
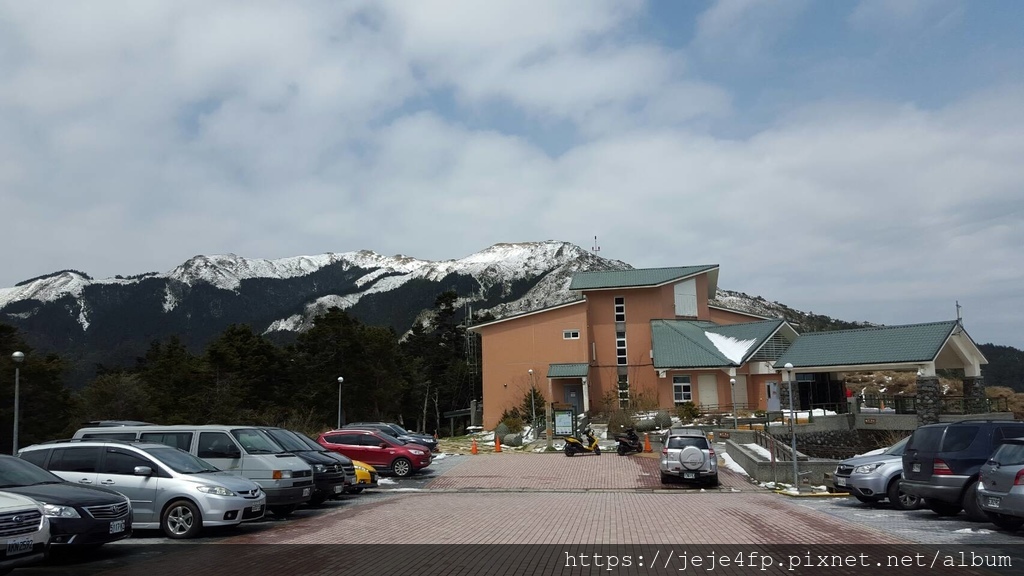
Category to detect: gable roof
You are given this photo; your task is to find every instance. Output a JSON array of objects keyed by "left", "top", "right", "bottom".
[
  {"left": 569, "top": 265, "right": 719, "bottom": 293},
  {"left": 547, "top": 363, "right": 590, "bottom": 378},
  {"left": 467, "top": 299, "right": 585, "bottom": 332},
  {"left": 773, "top": 321, "right": 964, "bottom": 369},
  {"left": 652, "top": 318, "right": 786, "bottom": 368}
]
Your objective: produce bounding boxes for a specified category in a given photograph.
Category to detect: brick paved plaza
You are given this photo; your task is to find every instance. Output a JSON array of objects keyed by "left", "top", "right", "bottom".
[{"left": 229, "top": 453, "right": 906, "bottom": 545}]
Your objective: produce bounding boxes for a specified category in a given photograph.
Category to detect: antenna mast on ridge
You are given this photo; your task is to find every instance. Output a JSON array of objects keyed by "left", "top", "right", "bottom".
[{"left": 591, "top": 235, "right": 601, "bottom": 254}]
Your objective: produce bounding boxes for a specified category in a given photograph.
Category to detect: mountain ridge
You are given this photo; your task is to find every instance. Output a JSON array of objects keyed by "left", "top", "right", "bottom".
[{"left": 2, "top": 240, "right": 1016, "bottom": 390}]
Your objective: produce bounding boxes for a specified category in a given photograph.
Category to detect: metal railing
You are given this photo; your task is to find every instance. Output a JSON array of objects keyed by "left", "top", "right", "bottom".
[{"left": 857, "top": 394, "right": 1008, "bottom": 415}]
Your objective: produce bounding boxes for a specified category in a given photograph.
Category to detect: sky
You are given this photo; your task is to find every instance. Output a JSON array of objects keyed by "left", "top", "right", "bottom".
[{"left": 1, "top": 1, "right": 1022, "bottom": 349}]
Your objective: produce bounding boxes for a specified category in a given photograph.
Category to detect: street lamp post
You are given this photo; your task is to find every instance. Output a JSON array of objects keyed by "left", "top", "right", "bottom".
[
  {"left": 337, "top": 377, "right": 344, "bottom": 429},
  {"left": 12, "top": 351, "right": 24, "bottom": 455},
  {"left": 785, "top": 362, "right": 798, "bottom": 492},
  {"left": 730, "top": 378, "right": 737, "bottom": 429},
  {"left": 528, "top": 369, "right": 537, "bottom": 440}
]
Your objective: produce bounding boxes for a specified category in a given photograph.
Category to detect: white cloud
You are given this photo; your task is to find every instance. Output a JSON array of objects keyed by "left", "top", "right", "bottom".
[{"left": 0, "top": 1, "right": 1022, "bottom": 349}]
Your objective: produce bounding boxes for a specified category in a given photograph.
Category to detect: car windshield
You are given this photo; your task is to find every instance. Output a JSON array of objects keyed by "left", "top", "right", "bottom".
[
  {"left": 390, "top": 424, "right": 412, "bottom": 435},
  {"left": 0, "top": 456, "right": 65, "bottom": 487},
  {"left": 263, "top": 429, "right": 309, "bottom": 452},
  {"left": 883, "top": 436, "right": 911, "bottom": 456},
  {"left": 143, "top": 447, "right": 219, "bottom": 474},
  {"left": 231, "top": 429, "right": 285, "bottom": 454},
  {"left": 293, "top": 432, "right": 327, "bottom": 451}
]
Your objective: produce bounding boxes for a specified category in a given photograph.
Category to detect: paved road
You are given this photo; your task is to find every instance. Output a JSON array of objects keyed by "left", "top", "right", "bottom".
[{"left": 21, "top": 452, "right": 1021, "bottom": 575}]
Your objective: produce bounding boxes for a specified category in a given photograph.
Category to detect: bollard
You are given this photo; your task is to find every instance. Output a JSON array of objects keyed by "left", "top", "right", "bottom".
[{"left": 471, "top": 438, "right": 478, "bottom": 455}]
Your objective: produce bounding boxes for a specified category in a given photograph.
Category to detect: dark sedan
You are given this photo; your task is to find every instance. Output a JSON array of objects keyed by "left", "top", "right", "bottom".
[{"left": 2, "top": 454, "right": 132, "bottom": 547}]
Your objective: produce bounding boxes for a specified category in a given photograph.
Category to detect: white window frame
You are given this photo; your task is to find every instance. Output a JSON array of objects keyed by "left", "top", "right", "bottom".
[
  {"left": 616, "top": 331, "right": 627, "bottom": 366},
  {"left": 562, "top": 329, "right": 580, "bottom": 340},
  {"left": 673, "top": 376, "right": 692, "bottom": 404},
  {"left": 614, "top": 296, "right": 625, "bottom": 322}
]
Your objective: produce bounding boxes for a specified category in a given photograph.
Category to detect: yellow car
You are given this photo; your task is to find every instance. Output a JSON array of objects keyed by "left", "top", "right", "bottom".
[{"left": 346, "top": 459, "right": 379, "bottom": 493}]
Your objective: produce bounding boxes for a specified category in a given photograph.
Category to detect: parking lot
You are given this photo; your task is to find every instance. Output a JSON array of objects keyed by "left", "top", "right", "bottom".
[{"left": 21, "top": 449, "right": 1024, "bottom": 575}]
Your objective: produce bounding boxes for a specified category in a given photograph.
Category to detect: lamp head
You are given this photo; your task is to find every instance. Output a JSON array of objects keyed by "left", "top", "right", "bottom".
[
  {"left": 784, "top": 362, "right": 793, "bottom": 370},
  {"left": 730, "top": 378, "right": 735, "bottom": 385},
  {"left": 11, "top": 351, "right": 24, "bottom": 363},
  {"left": 528, "top": 369, "right": 533, "bottom": 375},
  {"left": 337, "top": 377, "right": 344, "bottom": 384}
]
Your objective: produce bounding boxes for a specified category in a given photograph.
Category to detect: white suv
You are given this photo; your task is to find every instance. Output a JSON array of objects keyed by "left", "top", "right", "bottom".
[
  {"left": 659, "top": 428, "right": 718, "bottom": 487},
  {"left": 0, "top": 491, "right": 49, "bottom": 574}
]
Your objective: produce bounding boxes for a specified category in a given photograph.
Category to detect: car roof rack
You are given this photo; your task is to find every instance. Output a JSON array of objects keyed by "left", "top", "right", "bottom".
[{"left": 34, "top": 437, "right": 151, "bottom": 446}]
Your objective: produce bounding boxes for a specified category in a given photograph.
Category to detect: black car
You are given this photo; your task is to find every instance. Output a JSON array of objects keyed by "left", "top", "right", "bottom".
[
  {"left": 258, "top": 427, "right": 348, "bottom": 505},
  {"left": 344, "top": 422, "right": 439, "bottom": 452},
  {"left": 0, "top": 454, "right": 132, "bottom": 547},
  {"left": 289, "top": 432, "right": 364, "bottom": 494},
  {"left": 901, "top": 419, "right": 1024, "bottom": 521}
]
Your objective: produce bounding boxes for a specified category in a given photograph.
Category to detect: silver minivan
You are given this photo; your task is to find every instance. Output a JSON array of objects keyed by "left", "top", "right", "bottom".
[
  {"left": 73, "top": 425, "right": 312, "bottom": 517},
  {"left": 19, "top": 440, "right": 266, "bottom": 539}
]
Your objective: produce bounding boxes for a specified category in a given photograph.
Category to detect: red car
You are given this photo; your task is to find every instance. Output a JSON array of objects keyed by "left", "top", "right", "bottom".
[{"left": 317, "top": 429, "right": 432, "bottom": 477}]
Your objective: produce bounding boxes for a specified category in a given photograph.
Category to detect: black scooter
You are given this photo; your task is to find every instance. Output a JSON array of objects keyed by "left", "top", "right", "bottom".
[
  {"left": 615, "top": 427, "right": 642, "bottom": 456},
  {"left": 563, "top": 426, "right": 601, "bottom": 456}
]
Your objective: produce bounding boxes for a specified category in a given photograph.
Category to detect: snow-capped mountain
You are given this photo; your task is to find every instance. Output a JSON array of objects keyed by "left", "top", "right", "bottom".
[{"left": 0, "top": 239, "right": 875, "bottom": 389}]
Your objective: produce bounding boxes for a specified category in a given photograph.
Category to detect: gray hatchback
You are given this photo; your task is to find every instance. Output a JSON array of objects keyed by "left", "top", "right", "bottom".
[
  {"left": 659, "top": 428, "right": 717, "bottom": 486},
  {"left": 977, "top": 438, "right": 1024, "bottom": 531}
]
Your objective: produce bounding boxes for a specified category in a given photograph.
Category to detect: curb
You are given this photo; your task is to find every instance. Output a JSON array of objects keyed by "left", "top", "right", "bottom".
[{"left": 774, "top": 490, "right": 850, "bottom": 498}]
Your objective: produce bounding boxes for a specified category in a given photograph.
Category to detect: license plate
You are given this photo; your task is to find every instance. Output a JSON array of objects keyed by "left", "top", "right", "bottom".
[
  {"left": 987, "top": 497, "right": 1001, "bottom": 508},
  {"left": 836, "top": 477, "right": 847, "bottom": 487},
  {"left": 334, "top": 485, "right": 344, "bottom": 494},
  {"left": 109, "top": 519, "right": 125, "bottom": 534},
  {"left": 302, "top": 487, "right": 311, "bottom": 497},
  {"left": 912, "top": 463, "right": 921, "bottom": 472},
  {"left": 683, "top": 472, "right": 695, "bottom": 479},
  {"left": 6, "top": 537, "right": 34, "bottom": 555},
  {"left": 251, "top": 502, "right": 263, "bottom": 512}
]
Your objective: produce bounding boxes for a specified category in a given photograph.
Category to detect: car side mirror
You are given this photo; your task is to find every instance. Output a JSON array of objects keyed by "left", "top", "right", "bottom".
[{"left": 133, "top": 465, "right": 153, "bottom": 476}]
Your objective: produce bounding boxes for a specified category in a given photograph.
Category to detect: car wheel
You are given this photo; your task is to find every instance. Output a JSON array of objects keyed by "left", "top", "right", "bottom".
[
  {"left": 887, "top": 478, "right": 921, "bottom": 511},
  {"left": 162, "top": 499, "right": 202, "bottom": 539},
  {"left": 986, "top": 511, "right": 1024, "bottom": 531},
  {"left": 269, "top": 504, "right": 297, "bottom": 518},
  {"left": 564, "top": 444, "right": 575, "bottom": 456},
  {"left": 962, "top": 481, "right": 988, "bottom": 522},
  {"left": 661, "top": 473, "right": 674, "bottom": 484},
  {"left": 392, "top": 457, "right": 413, "bottom": 477},
  {"left": 926, "top": 499, "right": 962, "bottom": 517},
  {"left": 349, "top": 487, "right": 364, "bottom": 494},
  {"left": 854, "top": 494, "right": 882, "bottom": 504},
  {"left": 309, "top": 494, "right": 328, "bottom": 506},
  {"left": 706, "top": 475, "right": 719, "bottom": 488}
]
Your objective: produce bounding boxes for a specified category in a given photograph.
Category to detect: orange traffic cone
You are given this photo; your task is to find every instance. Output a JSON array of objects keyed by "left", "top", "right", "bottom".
[
  {"left": 643, "top": 433, "right": 652, "bottom": 453},
  {"left": 471, "top": 438, "right": 478, "bottom": 455},
  {"left": 495, "top": 434, "right": 502, "bottom": 453}
]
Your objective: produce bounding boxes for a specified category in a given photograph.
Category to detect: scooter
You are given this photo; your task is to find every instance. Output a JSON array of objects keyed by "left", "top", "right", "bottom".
[
  {"left": 615, "top": 427, "right": 642, "bottom": 456},
  {"left": 563, "top": 426, "right": 601, "bottom": 456}
]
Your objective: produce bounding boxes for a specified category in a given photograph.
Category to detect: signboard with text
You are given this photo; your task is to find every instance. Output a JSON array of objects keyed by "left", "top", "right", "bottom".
[{"left": 553, "top": 409, "right": 575, "bottom": 437}]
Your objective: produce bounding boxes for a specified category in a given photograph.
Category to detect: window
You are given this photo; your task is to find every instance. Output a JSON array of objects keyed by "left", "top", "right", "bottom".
[
  {"left": 325, "top": 434, "right": 361, "bottom": 445},
  {"left": 198, "top": 432, "right": 240, "bottom": 459},
  {"left": 81, "top": 432, "right": 136, "bottom": 441},
  {"left": 562, "top": 330, "right": 580, "bottom": 340},
  {"left": 101, "top": 449, "right": 153, "bottom": 475},
  {"left": 616, "top": 331, "right": 627, "bottom": 366},
  {"left": 618, "top": 374, "right": 630, "bottom": 408},
  {"left": 140, "top": 432, "right": 193, "bottom": 450},
  {"left": 49, "top": 447, "right": 101, "bottom": 473},
  {"left": 673, "top": 376, "right": 692, "bottom": 403},
  {"left": 20, "top": 449, "right": 49, "bottom": 468},
  {"left": 614, "top": 297, "right": 625, "bottom": 322}
]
